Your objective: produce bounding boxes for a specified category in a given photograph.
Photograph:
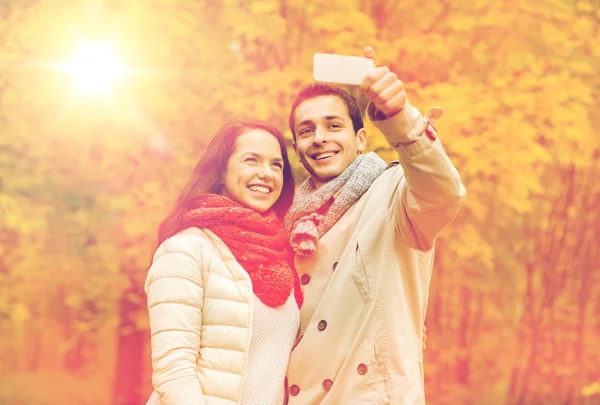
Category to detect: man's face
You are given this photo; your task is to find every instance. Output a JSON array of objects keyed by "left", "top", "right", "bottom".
[{"left": 292, "top": 95, "right": 366, "bottom": 187}]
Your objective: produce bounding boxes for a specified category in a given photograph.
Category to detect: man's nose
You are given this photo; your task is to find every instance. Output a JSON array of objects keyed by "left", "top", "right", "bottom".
[{"left": 313, "top": 127, "right": 327, "bottom": 144}]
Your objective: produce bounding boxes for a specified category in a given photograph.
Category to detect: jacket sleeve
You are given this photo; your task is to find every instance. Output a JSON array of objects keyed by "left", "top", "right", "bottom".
[
  {"left": 369, "top": 101, "right": 467, "bottom": 251},
  {"left": 145, "top": 235, "right": 208, "bottom": 405}
]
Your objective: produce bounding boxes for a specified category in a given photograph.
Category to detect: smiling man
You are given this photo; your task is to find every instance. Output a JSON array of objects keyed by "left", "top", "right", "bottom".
[
  {"left": 283, "top": 47, "right": 467, "bottom": 404},
  {"left": 292, "top": 93, "right": 367, "bottom": 187}
]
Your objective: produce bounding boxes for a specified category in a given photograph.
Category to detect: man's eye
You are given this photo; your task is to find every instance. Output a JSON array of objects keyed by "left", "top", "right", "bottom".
[
  {"left": 299, "top": 128, "right": 314, "bottom": 136},
  {"left": 330, "top": 123, "right": 341, "bottom": 129}
]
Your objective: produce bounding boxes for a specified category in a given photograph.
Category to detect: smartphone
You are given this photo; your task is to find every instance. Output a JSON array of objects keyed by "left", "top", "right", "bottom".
[{"left": 313, "top": 53, "right": 375, "bottom": 86}]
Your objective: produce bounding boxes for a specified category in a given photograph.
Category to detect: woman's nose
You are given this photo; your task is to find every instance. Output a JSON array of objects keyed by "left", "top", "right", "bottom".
[{"left": 258, "top": 165, "right": 273, "bottom": 180}]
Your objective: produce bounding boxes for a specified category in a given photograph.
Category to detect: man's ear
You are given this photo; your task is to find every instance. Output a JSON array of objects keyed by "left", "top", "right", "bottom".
[
  {"left": 356, "top": 128, "right": 367, "bottom": 153},
  {"left": 293, "top": 141, "right": 304, "bottom": 162},
  {"left": 293, "top": 141, "right": 308, "bottom": 167},
  {"left": 292, "top": 141, "right": 302, "bottom": 162}
]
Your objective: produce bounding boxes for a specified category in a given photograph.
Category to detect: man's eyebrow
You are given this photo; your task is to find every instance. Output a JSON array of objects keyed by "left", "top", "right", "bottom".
[
  {"left": 296, "top": 119, "right": 314, "bottom": 128},
  {"left": 296, "top": 115, "right": 345, "bottom": 128}
]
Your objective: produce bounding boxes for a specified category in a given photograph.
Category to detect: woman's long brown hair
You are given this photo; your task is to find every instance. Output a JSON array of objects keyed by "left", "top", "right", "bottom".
[{"left": 156, "top": 120, "right": 295, "bottom": 246}]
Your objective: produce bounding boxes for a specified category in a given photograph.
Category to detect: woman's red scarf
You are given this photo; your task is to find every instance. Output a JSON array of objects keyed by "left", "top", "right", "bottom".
[{"left": 183, "top": 194, "right": 302, "bottom": 309}]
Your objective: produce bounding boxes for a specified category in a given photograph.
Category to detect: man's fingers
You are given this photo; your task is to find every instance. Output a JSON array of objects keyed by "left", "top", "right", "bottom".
[
  {"left": 360, "top": 66, "right": 389, "bottom": 94},
  {"left": 364, "top": 46, "right": 376, "bottom": 61},
  {"left": 376, "top": 92, "right": 406, "bottom": 117},
  {"left": 360, "top": 51, "right": 407, "bottom": 117},
  {"left": 369, "top": 73, "right": 402, "bottom": 104}
]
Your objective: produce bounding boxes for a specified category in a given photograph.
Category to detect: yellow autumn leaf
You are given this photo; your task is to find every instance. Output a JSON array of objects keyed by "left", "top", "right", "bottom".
[{"left": 10, "top": 302, "right": 30, "bottom": 324}]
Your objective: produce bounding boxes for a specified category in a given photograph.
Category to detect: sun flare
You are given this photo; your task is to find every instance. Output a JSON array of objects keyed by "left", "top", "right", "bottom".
[{"left": 67, "top": 42, "right": 123, "bottom": 95}]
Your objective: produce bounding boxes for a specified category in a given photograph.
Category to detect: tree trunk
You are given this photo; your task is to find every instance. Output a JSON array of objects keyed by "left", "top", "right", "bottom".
[
  {"left": 456, "top": 285, "right": 471, "bottom": 386},
  {"left": 27, "top": 316, "right": 42, "bottom": 371},
  {"left": 508, "top": 262, "right": 535, "bottom": 404},
  {"left": 112, "top": 266, "right": 145, "bottom": 405}
]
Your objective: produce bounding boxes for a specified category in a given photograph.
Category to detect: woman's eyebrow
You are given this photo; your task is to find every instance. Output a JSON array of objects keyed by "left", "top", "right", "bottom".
[{"left": 242, "top": 151, "right": 283, "bottom": 162}]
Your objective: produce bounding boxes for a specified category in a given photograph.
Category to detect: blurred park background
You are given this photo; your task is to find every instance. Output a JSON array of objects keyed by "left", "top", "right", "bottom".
[{"left": 0, "top": 0, "right": 599, "bottom": 404}]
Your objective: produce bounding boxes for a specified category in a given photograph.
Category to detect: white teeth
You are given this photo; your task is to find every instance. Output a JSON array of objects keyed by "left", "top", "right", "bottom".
[
  {"left": 248, "top": 185, "right": 270, "bottom": 194},
  {"left": 315, "top": 152, "right": 335, "bottom": 160}
]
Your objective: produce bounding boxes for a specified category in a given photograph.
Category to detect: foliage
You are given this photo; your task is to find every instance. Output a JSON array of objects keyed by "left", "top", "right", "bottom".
[{"left": 0, "top": 0, "right": 598, "bottom": 404}]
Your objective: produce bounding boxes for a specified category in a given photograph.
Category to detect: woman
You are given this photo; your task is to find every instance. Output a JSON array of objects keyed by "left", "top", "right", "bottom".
[{"left": 145, "top": 120, "right": 302, "bottom": 405}]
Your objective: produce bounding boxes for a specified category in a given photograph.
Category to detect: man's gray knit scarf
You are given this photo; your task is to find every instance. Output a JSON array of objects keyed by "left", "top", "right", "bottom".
[{"left": 284, "top": 152, "right": 387, "bottom": 256}]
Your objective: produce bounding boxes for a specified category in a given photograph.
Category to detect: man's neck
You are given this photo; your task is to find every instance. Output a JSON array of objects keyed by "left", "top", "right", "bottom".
[
  {"left": 312, "top": 179, "right": 344, "bottom": 201},
  {"left": 313, "top": 178, "right": 327, "bottom": 189}
]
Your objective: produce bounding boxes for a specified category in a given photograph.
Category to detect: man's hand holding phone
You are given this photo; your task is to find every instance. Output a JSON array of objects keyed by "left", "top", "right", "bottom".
[
  {"left": 360, "top": 46, "right": 406, "bottom": 118},
  {"left": 313, "top": 47, "right": 407, "bottom": 118}
]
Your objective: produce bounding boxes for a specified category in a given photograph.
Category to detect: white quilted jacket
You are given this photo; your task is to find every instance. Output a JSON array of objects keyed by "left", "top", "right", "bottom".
[{"left": 145, "top": 227, "right": 254, "bottom": 405}]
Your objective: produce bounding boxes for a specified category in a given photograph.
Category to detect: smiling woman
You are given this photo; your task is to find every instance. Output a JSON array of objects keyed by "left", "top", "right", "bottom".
[
  {"left": 146, "top": 120, "right": 303, "bottom": 405},
  {"left": 220, "top": 130, "right": 285, "bottom": 213},
  {"left": 156, "top": 120, "right": 295, "bottom": 245}
]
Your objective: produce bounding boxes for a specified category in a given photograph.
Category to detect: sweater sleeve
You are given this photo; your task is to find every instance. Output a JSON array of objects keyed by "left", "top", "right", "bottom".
[{"left": 145, "top": 235, "right": 208, "bottom": 405}]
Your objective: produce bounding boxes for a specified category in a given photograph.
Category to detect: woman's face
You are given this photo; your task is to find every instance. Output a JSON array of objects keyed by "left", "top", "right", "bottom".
[{"left": 220, "top": 129, "right": 285, "bottom": 213}]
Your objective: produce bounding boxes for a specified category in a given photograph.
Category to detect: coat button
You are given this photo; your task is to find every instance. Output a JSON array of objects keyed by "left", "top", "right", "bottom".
[
  {"left": 318, "top": 320, "right": 327, "bottom": 331},
  {"left": 332, "top": 262, "right": 338, "bottom": 271},
  {"left": 357, "top": 363, "right": 368, "bottom": 375},
  {"left": 289, "top": 384, "right": 300, "bottom": 396},
  {"left": 300, "top": 274, "right": 311, "bottom": 285},
  {"left": 322, "top": 379, "right": 333, "bottom": 391}
]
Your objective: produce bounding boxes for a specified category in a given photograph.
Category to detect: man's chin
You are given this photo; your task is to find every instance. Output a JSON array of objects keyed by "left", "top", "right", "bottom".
[
  {"left": 311, "top": 168, "right": 342, "bottom": 184},
  {"left": 302, "top": 161, "right": 340, "bottom": 183}
]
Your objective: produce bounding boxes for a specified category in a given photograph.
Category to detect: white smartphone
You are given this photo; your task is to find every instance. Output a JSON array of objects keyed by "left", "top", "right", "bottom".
[{"left": 313, "top": 53, "right": 375, "bottom": 86}]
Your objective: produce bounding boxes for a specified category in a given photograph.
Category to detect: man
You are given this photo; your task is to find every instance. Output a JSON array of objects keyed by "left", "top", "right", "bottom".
[{"left": 283, "top": 47, "right": 466, "bottom": 404}]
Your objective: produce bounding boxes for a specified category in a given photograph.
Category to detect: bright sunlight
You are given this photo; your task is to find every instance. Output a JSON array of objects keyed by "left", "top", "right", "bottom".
[{"left": 66, "top": 41, "right": 123, "bottom": 95}]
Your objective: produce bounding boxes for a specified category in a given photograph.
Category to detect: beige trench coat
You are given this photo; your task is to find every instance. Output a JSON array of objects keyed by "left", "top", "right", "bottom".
[{"left": 285, "top": 101, "right": 467, "bottom": 405}]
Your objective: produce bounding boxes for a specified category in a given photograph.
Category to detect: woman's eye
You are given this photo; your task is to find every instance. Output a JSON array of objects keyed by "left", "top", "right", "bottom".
[
  {"left": 273, "top": 162, "right": 283, "bottom": 169},
  {"left": 245, "top": 157, "right": 258, "bottom": 163}
]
